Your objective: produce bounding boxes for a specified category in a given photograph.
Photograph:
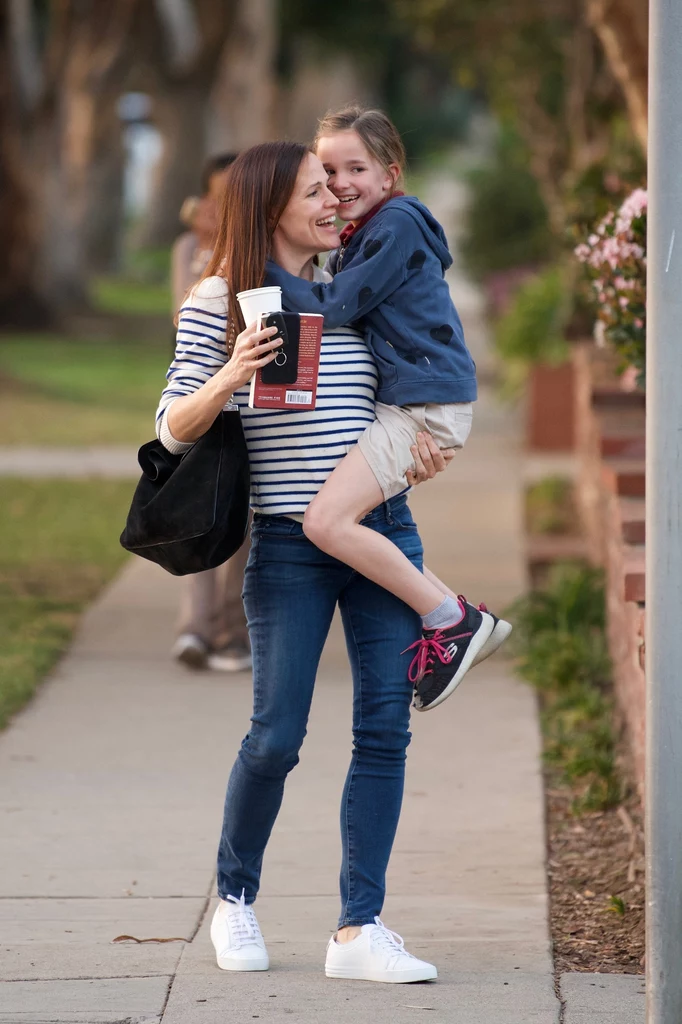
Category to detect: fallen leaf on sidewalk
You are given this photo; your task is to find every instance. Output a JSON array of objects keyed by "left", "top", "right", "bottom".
[{"left": 112, "top": 934, "right": 188, "bottom": 943}]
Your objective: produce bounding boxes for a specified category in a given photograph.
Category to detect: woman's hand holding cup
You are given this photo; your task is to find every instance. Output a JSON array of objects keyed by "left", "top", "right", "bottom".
[{"left": 222, "top": 320, "right": 282, "bottom": 392}]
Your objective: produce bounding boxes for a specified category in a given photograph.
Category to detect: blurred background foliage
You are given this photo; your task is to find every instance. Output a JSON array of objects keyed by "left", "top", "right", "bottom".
[
  {"left": 460, "top": 127, "right": 555, "bottom": 280},
  {"left": 1, "top": 0, "right": 647, "bottom": 357},
  {"left": 0, "top": 0, "right": 649, "bottom": 724}
]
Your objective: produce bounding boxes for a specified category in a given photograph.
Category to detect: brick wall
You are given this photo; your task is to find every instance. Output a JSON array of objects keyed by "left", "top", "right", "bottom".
[{"left": 573, "top": 343, "right": 646, "bottom": 793}]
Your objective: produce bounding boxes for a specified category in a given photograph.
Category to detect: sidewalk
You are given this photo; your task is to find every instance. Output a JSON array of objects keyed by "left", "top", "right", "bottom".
[
  {"left": 0, "top": 176, "right": 644, "bottom": 1023},
  {"left": 0, "top": 446, "right": 139, "bottom": 477}
]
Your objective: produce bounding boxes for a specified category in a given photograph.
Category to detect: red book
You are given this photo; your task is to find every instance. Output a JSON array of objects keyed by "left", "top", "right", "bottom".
[{"left": 249, "top": 312, "right": 324, "bottom": 410}]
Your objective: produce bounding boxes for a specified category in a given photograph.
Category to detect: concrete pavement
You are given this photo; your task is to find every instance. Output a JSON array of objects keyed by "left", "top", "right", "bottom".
[
  {"left": 0, "top": 446, "right": 139, "bottom": 478},
  {"left": 561, "top": 973, "right": 646, "bottom": 1023}
]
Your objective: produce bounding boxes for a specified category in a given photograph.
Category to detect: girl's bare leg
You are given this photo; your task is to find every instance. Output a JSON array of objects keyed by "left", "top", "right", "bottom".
[
  {"left": 423, "top": 565, "right": 457, "bottom": 600},
  {"left": 302, "top": 446, "right": 449, "bottom": 617}
]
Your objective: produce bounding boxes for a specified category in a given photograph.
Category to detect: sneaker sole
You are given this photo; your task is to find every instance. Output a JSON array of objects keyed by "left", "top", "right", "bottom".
[
  {"left": 471, "top": 618, "right": 513, "bottom": 668},
  {"left": 416, "top": 612, "right": 495, "bottom": 712},
  {"left": 207, "top": 653, "right": 253, "bottom": 673},
  {"left": 325, "top": 964, "right": 437, "bottom": 983},
  {"left": 216, "top": 954, "right": 269, "bottom": 971}
]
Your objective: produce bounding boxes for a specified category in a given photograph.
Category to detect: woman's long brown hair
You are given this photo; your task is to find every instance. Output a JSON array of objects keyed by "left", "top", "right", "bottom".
[{"left": 201, "top": 141, "right": 310, "bottom": 355}]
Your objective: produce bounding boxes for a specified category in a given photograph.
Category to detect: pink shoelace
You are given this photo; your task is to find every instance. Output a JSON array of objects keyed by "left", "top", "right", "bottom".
[{"left": 402, "top": 627, "right": 473, "bottom": 685}]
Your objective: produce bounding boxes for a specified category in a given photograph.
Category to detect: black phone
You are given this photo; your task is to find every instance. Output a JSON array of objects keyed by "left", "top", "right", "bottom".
[{"left": 260, "top": 312, "right": 300, "bottom": 386}]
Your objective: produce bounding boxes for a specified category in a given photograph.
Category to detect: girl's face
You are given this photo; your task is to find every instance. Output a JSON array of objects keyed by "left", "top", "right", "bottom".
[
  {"left": 274, "top": 152, "right": 340, "bottom": 256},
  {"left": 316, "top": 130, "right": 400, "bottom": 223}
]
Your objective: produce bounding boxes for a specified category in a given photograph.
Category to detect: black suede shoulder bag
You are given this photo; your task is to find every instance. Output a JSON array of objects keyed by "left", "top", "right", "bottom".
[{"left": 120, "top": 410, "right": 250, "bottom": 576}]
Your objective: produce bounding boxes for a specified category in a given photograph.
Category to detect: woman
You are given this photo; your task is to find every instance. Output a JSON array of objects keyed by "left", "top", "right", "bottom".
[{"left": 156, "top": 142, "right": 451, "bottom": 984}]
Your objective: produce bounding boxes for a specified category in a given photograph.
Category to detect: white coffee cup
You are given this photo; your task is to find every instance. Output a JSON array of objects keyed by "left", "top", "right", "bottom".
[{"left": 236, "top": 286, "right": 282, "bottom": 325}]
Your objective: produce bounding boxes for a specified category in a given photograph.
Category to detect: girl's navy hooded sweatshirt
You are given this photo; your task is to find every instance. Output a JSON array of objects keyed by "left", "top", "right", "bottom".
[{"left": 265, "top": 195, "right": 477, "bottom": 407}]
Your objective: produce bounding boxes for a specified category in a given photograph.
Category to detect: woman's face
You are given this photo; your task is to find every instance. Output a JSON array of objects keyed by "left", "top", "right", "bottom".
[
  {"left": 316, "top": 130, "right": 398, "bottom": 222},
  {"left": 274, "top": 153, "right": 340, "bottom": 256}
]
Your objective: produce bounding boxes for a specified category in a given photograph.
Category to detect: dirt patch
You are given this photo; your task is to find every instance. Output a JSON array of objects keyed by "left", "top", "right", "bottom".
[{"left": 545, "top": 764, "right": 645, "bottom": 974}]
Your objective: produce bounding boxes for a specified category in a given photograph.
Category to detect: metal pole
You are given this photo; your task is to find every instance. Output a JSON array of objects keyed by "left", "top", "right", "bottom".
[{"left": 646, "top": 0, "right": 682, "bottom": 1020}]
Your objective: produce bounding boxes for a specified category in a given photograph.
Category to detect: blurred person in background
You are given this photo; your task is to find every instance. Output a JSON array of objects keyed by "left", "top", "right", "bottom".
[
  {"left": 171, "top": 155, "right": 237, "bottom": 308},
  {"left": 170, "top": 153, "right": 252, "bottom": 674}
]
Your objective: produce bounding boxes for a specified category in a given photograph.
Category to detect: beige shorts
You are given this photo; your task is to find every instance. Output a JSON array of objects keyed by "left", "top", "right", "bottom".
[{"left": 358, "top": 401, "right": 473, "bottom": 501}]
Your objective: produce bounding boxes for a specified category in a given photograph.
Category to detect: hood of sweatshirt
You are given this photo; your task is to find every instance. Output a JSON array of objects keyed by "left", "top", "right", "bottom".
[{"left": 377, "top": 195, "right": 453, "bottom": 272}]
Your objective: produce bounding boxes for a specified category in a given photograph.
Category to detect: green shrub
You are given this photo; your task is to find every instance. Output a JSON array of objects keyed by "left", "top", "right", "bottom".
[
  {"left": 517, "top": 629, "right": 611, "bottom": 693},
  {"left": 461, "top": 128, "right": 554, "bottom": 279},
  {"left": 505, "top": 563, "right": 620, "bottom": 811},
  {"left": 507, "top": 562, "right": 606, "bottom": 641},
  {"left": 525, "top": 477, "right": 576, "bottom": 536},
  {"left": 494, "top": 264, "right": 570, "bottom": 397}
]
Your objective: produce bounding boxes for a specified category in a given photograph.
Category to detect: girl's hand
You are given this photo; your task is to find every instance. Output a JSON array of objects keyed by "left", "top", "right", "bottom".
[
  {"left": 221, "top": 320, "right": 282, "bottom": 392},
  {"left": 406, "top": 432, "right": 455, "bottom": 486}
]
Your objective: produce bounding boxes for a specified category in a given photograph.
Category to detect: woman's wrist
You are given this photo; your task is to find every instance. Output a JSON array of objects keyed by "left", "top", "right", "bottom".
[{"left": 206, "top": 364, "right": 237, "bottom": 405}]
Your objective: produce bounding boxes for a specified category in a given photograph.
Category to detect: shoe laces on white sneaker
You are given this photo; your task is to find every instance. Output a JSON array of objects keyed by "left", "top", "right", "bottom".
[
  {"left": 224, "top": 889, "right": 262, "bottom": 949},
  {"left": 368, "top": 917, "right": 418, "bottom": 967}
]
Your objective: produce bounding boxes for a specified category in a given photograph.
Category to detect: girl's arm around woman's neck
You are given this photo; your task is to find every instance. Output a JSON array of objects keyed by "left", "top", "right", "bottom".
[{"left": 269, "top": 239, "right": 317, "bottom": 281}]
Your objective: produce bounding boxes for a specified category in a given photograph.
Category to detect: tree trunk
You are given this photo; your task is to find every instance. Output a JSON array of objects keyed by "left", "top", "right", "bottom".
[
  {"left": 209, "top": 0, "right": 277, "bottom": 150},
  {"left": 276, "top": 43, "right": 377, "bottom": 144},
  {"left": 133, "top": 80, "right": 209, "bottom": 250},
  {"left": 584, "top": 0, "right": 648, "bottom": 149},
  {"left": 131, "top": 0, "right": 241, "bottom": 249},
  {"left": 0, "top": 4, "right": 50, "bottom": 327},
  {"left": 39, "top": 84, "right": 106, "bottom": 307},
  {"left": 83, "top": 96, "right": 126, "bottom": 272},
  {"left": 36, "top": 0, "right": 137, "bottom": 310}
]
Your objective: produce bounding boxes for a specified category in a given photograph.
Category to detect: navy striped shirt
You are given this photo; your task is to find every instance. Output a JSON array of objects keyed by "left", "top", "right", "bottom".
[{"left": 156, "top": 274, "right": 378, "bottom": 515}]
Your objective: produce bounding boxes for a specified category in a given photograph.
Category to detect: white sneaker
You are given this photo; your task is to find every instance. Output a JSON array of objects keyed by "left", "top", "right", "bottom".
[
  {"left": 210, "top": 892, "right": 269, "bottom": 972},
  {"left": 325, "top": 917, "right": 437, "bottom": 984},
  {"left": 172, "top": 633, "right": 209, "bottom": 669}
]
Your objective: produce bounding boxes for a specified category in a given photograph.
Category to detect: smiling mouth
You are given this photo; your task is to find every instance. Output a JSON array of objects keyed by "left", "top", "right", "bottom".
[
  {"left": 338, "top": 195, "right": 360, "bottom": 205},
  {"left": 315, "top": 216, "right": 337, "bottom": 227}
]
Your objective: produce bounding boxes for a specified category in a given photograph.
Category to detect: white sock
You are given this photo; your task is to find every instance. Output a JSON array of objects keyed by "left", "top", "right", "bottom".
[{"left": 422, "top": 595, "right": 463, "bottom": 630}]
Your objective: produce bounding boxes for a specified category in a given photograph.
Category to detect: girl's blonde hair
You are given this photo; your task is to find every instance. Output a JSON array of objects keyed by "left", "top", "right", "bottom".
[{"left": 313, "top": 105, "right": 406, "bottom": 192}]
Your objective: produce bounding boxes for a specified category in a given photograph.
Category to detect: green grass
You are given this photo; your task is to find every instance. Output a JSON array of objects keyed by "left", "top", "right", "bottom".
[
  {"left": 0, "top": 479, "right": 134, "bottom": 729},
  {"left": 91, "top": 276, "right": 172, "bottom": 317},
  {"left": 0, "top": 335, "right": 170, "bottom": 445},
  {"left": 91, "top": 246, "right": 173, "bottom": 316},
  {"left": 123, "top": 246, "right": 172, "bottom": 284}
]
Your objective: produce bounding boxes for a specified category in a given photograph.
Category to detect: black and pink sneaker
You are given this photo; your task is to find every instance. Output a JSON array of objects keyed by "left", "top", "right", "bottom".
[{"left": 403, "top": 600, "right": 495, "bottom": 712}]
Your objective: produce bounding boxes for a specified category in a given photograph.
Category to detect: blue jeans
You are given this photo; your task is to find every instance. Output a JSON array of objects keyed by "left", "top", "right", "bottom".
[{"left": 216, "top": 495, "right": 423, "bottom": 927}]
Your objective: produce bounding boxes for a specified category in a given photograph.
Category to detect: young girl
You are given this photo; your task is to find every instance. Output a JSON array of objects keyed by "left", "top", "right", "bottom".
[{"left": 266, "top": 107, "right": 511, "bottom": 712}]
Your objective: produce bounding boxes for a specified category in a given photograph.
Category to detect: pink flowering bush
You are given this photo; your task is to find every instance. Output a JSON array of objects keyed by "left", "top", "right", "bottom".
[{"left": 575, "top": 188, "right": 647, "bottom": 384}]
